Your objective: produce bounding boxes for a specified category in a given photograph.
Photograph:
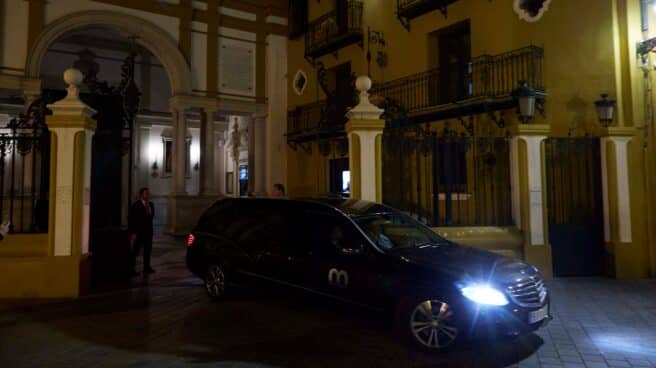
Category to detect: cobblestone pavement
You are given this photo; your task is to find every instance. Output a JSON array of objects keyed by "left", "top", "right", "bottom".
[{"left": 1, "top": 234, "right": 656, "bottom": 368}]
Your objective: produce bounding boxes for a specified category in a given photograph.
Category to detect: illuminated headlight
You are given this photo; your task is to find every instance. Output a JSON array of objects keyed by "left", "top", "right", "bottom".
[{"left": 460, "top": 284, "right": 509, "bottom": 306}]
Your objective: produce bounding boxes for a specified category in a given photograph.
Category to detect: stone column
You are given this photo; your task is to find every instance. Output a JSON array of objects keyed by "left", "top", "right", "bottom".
[
  {"left": 247, "top": 116, "right": 256, "bottom": 195},
  {"left": 509, "top": 124, "right": 552, "bottom": 277},
  {"left": 199, "top": 108, "right": 217, "bottom": 195},
  {"left": 138, "top": 124, "right": 152, "bottom": 192},
  {"left": 345, "top": 76, "right": 385, "bottom": 202},
  {"left": 600, "top": 128, "right": 638, "bottom": 277},
  {"left": 45, "top": 68, "right": 97, "bottom": 296},
  {"left": 247, "top": 114, "right": 267, "bottom": 195},
  {"left": 265, "top": 34, "right": 287, "bottom": 192},
  {"left": 253, "top": 114, "right": 267, "bottom": 195},
  {"left": 170, "top": 106, "right": 188, "bottom": 196},
  {"left": 166, "top": 99, "right": 188, "bottom": 235},
  {"left": 215, "top": 124, "right": 227, "bottom": 194}
]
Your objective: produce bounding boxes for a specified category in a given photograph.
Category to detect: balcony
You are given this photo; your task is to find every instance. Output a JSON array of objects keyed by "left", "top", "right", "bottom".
[
  {"left": 397, "top": 0, "right": 459, "bottom": 30},
  {"left": 370, "top": 45, "right": 545, "bottom": 124},
  {"left": 305, "top": 1, "right": 363, "bottom": 59},
  {"left": 287, "top": 98, "right": 351, "bottom": 148}
]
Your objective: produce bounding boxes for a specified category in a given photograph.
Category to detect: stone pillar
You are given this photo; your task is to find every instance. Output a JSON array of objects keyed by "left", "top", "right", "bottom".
[
  {"left": 247, "top": 114, "right": 267, "bottom": 195},
  {"left": 170, "top": 106, "right": 188, "bottom": 195},
  {"left": 253, "top": 114, "right": 267, "bottom": 195},
  {"left": 509, "top": 124, "right": 552, "bottom": 277},
  {"left": 345, "top": 76, "right": 385, "bottom": 202},
  {"left": 166, "top": 99, "right": 188, "bottom": 235},
  {"left": 601, "top": 129, "right": 638, "bottom": 277},
  {"left": 247, "top": 116, "right": 255, "bottom": 195},
  {"left": 138, "top": 124, "right": 152, "bottom": 192},
  {"left": 45, "top": 68, "right": 97, "bottom": 296},
  {"left": 216, "top": 125, "right": 227, "bottom": 194},
  {"left": 265, "top": 34, "right": 287, "bottom": 192},
  {"left": 199, "top": 108, "right": 217, "bottom": 195}
]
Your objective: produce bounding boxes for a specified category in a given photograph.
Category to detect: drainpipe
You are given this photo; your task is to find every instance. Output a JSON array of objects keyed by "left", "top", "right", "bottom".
[{"left": 639, "top": 0, "right": 656, "bottom": 276}]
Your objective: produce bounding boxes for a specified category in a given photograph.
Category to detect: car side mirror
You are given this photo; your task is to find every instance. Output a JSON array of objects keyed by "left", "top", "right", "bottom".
[{"left": 339, "top": 244, "right": 363, "bottom": 256}]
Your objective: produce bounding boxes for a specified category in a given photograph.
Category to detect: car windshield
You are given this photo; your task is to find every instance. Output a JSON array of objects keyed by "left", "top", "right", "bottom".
[{"left": 354, "top": 212, "right": 446, "bottom": 251}]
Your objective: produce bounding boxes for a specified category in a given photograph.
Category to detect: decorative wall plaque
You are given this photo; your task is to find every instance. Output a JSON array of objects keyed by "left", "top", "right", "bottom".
[
  {"left": 219, "top": 38, "right": 255, "bottom": 96},
  {"left": 514, "top": 0, "right": 552, "bottom": 23},
  {"left": 292, "top": 69, "right": 307, "bottom": 96}
]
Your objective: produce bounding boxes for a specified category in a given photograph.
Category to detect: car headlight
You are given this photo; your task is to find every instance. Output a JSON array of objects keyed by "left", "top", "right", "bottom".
[{"left": 460, "top": 284, "right": 509, "bottom": 306}]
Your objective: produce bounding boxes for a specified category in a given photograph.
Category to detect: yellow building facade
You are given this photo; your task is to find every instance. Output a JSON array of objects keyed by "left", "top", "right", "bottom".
[{"left": 286, "top": 0, "right": 656, "bottom": 279}]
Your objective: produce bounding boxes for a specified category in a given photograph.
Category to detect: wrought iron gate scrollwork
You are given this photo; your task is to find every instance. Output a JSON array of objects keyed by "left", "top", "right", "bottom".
[
  {"left": 381, "top": 117, "right": 512, "bottom": 227},
  {"left": 0, "top": 92, "right": 58, "bottom": 233}
]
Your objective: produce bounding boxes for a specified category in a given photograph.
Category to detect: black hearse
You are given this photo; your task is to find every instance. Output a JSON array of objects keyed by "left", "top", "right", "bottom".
[{"left": 186, "top": 198, "right": 550, "bottom": 350}]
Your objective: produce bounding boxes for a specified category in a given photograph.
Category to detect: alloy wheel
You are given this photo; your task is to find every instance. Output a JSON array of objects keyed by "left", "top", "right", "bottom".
[
  {"left": 205, "top": 264, "right": 226, "bottom": 298},
  {"left": 409, "top": 299, "right": 459, "bottom": 349}
]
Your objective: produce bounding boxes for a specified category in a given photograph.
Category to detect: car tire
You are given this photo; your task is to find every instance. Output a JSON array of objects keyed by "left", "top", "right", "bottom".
[
  {"left": 395, "top": 295, "right": 463, "bottom": 352},
  {"left": 204, "top": 263, "right": 228, "bottom": 300}
]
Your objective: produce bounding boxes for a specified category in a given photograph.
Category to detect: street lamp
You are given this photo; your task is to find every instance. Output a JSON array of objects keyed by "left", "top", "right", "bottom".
[
  {"left": 512, "top": 80, "right": 537, "bottom": 123},
  {"left": 594, "top": 93, "right": 616, "bottom": 127}
]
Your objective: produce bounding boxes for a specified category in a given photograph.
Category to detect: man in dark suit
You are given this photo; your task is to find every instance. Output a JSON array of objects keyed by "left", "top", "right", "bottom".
[{"left": 128, "top": 187, "right": 155, "bottom": 276}]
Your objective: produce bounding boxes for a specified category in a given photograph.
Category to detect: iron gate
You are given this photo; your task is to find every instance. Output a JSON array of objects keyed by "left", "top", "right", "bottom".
[
  {"left": 545, "top": 137, "right": 605, "bottom": 276},
  {"left": 382, "top": 122, "right": 513, "bottom": 227},
  {"left": 0, "top": 95, "right": 54, "bottom": 234}
]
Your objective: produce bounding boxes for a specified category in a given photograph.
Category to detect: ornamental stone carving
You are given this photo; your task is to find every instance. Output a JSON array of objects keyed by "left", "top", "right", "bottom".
[{"left": 514, "top": 0, "right": 552, "bottom": 23}]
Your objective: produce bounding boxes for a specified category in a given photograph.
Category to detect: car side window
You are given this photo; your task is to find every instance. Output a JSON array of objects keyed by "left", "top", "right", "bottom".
[
  {"left": 238, "top": 202, "right": 287, "bottom": 254},
  {"left": 300, "top": 210, "right": 363, "bottom": 258}
]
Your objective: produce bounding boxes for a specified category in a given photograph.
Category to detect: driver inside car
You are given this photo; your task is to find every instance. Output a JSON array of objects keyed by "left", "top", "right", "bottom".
[
  {"left": 330, "top": 225, "right": 343, "bottom": 248},
  {"left": 366, "top": 219, "right": 394, "bottom": 250}
]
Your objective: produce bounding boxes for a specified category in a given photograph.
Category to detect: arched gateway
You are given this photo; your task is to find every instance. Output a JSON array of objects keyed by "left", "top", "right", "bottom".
[
  {"left": 25, "top": 10, "right": 192, "bottom": 95},
  {"left": 23, "top": 10, "right": 195, "bottom": 289}
]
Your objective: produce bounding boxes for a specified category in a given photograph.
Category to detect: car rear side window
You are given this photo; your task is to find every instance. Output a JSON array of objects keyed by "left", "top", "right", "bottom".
[
  {"left": 225, "top": 200, "right": 288, "bottom": 255},
  {"left": 196, "top": 199, "right": 234, "bottom": 233}
]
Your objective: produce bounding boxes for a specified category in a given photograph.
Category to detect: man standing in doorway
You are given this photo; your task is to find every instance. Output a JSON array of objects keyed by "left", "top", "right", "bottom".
[{"left": 129, "top": 187, "right": 155, "bottom": 276}]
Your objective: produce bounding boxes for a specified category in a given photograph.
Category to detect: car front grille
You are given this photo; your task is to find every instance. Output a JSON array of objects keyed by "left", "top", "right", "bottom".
[{"left": 505, "top": 275, "right": 547, "bottom": 308}]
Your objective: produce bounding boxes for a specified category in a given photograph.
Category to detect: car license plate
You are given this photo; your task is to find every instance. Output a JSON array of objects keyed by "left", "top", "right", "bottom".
[{"left": 528, "top": 304, "right": 549, "bottom": 324}]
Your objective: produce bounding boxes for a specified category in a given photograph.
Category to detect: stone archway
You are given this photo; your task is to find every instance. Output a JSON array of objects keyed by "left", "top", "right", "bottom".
[{"left": 25, "top": 10, "right": 191, "bottom": 95}]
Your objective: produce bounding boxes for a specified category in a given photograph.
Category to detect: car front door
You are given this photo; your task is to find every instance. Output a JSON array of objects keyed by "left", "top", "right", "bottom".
[{"left": 300, "top": 210, "right": 386, "bottom": 307}]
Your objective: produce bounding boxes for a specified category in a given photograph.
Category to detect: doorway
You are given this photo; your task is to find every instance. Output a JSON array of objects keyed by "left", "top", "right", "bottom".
[
  {"left": 329, "top": 158, "right": 350, "bottom": 196},
  {"left": 325, "top": 62, "right": 353, "bottom": 127},
  {"left": 545, "top": 137, "right": 605, "bottom": 276},
  {"left": 429, "top": 20, "right": 471, "bottom": 105},
  {"left": 239, "top": 164, "right": 249, "bottom": 196}
]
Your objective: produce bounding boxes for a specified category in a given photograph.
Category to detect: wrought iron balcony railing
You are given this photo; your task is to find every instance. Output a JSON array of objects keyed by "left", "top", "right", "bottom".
[
  {"left": 397, "top": 0, "right": 459, "bottom": 30},
  {"left": 287, "top": 99, "right": 352, "bottom": 145},
  {"left": 305, "top": 1, "right": 363, "bottom": 59},
  {"left": 287, "top": 100, "right": 325, "bottom": 137},
  {"left": 370, "top": 45, "right": 544, "bottom": 121}
]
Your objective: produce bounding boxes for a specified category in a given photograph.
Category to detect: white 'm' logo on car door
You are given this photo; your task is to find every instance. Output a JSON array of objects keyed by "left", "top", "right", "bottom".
[{"left": 328, "top": 268, "right": 349, "bottom": 288}]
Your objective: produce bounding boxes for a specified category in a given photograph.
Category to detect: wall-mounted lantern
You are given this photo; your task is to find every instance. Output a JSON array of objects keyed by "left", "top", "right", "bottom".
[
  {"left": 512, "top": 80, "right": 537, "bottom": 124},
  {"left": 594, "top": 93, "right": 616, "bottom": 128}
]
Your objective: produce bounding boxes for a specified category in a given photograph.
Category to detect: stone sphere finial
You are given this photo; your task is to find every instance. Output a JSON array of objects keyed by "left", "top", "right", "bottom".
[
  {"left": 355, "top": 75, "right": 372, "bottom": 93},
  {"left": 64, "top": 68, "right": 84, "bottom": 87},
  {"left": 347, "top": 75, "right": 383, "bottom": 120}
]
